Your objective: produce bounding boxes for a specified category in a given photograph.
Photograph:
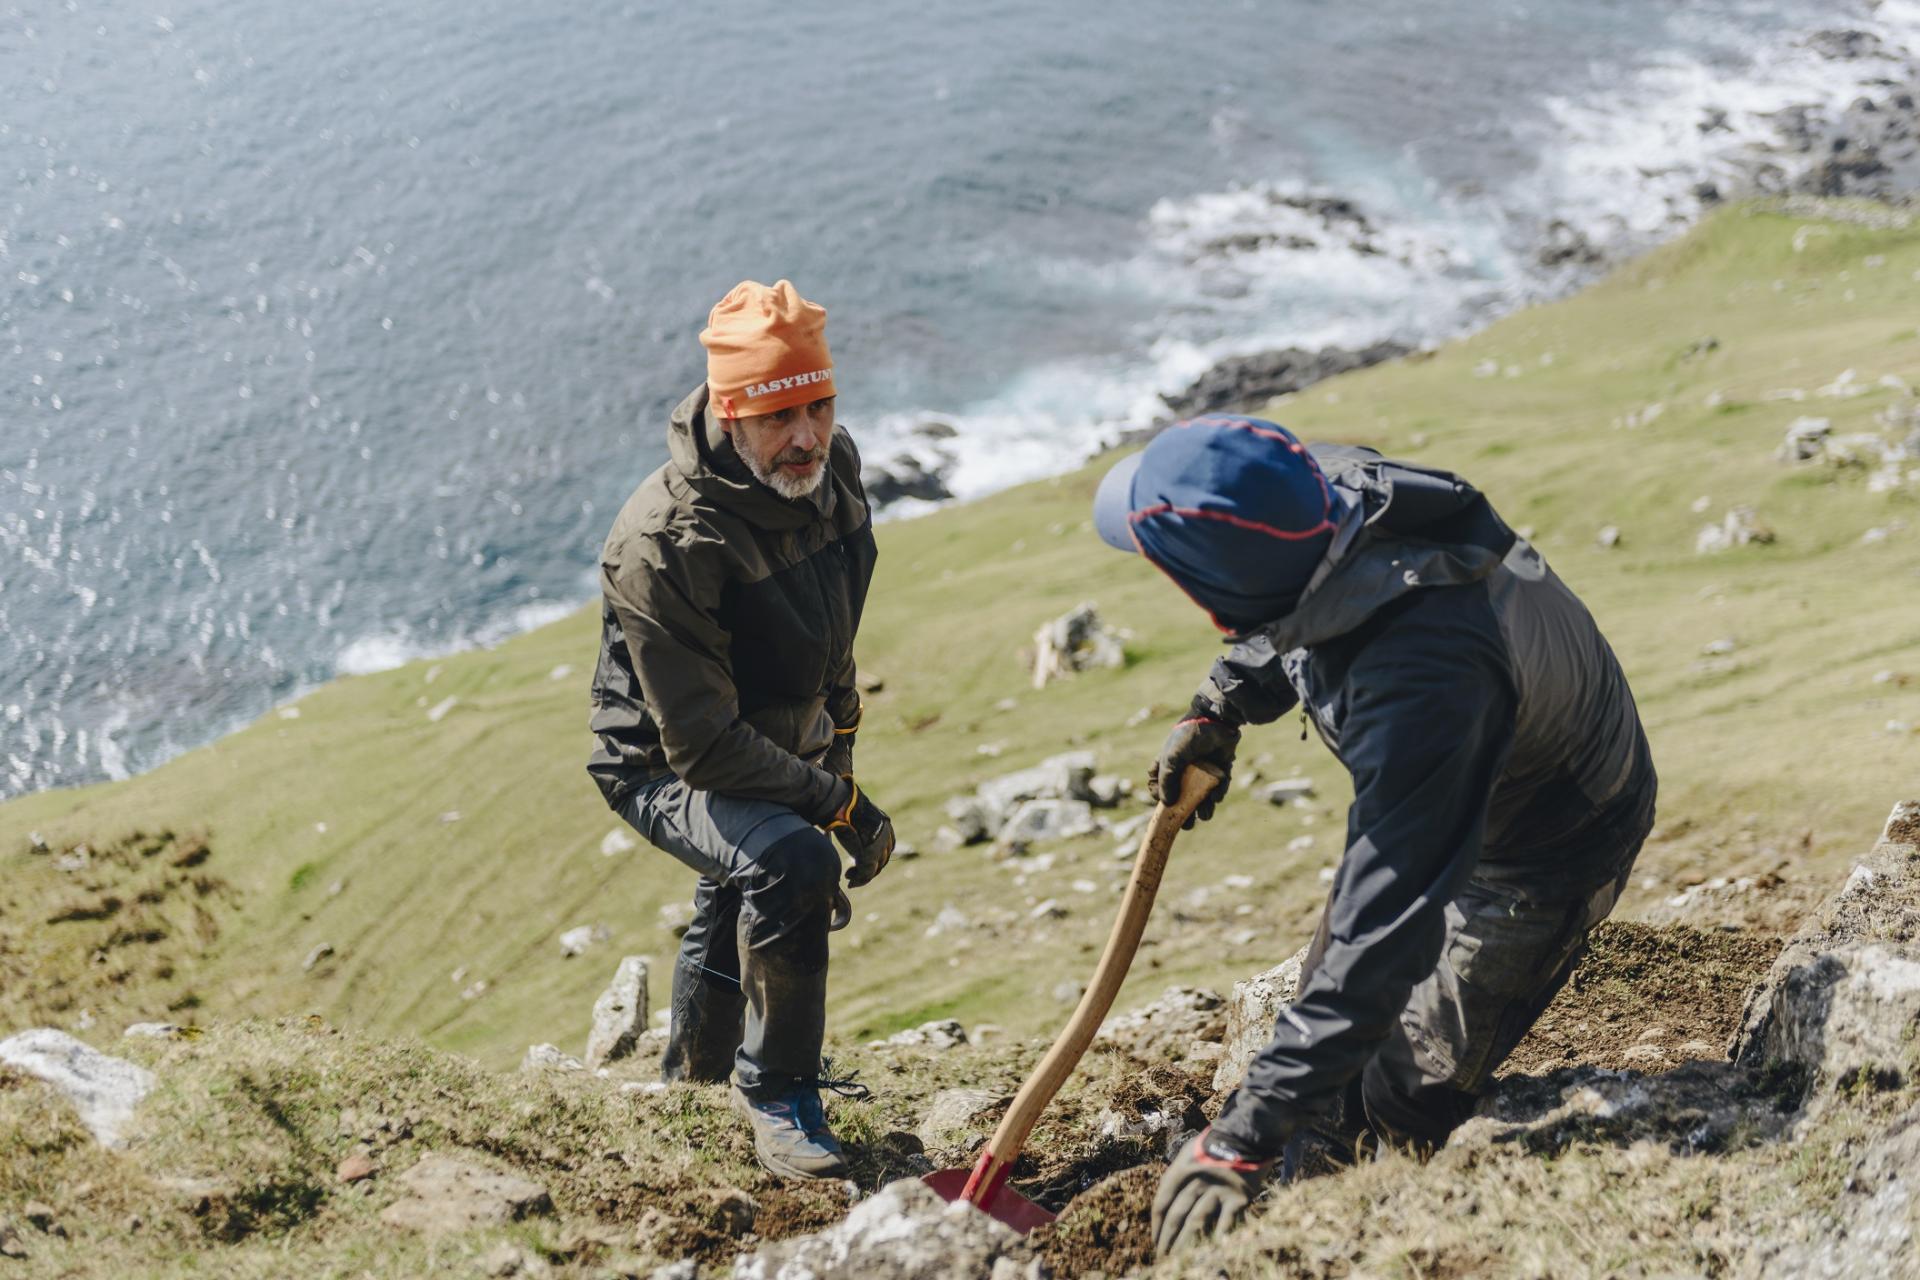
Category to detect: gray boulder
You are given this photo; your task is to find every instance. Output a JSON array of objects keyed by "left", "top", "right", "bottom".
[
  {"left": 378, "top": 1153, "right": 552, "bottom": 1234},
  {"left": 1212, "top": 946, "right": 1310, "bottom": 1091},
  {"left": 0, "top": 1028, "right": 155, "bottom": 1148},
  {"left": 730, "top": 1177, "right": 1040, "bottom": 1280},
  {"left": 1736, "top": 800, "right": 1920, "bottom": 1064},
  {"left": 585, "top": 956, "right": 651, "bottom": 1069},
  {"left": 873, "top": 1019, "right": 969, "bottom": 1051}
]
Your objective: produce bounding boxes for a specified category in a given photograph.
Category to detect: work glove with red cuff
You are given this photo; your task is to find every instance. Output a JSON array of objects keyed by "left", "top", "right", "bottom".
[
  {"left": 819, "top": 776, "right": 895, "bottom": 888},
  {"left": 1152, "top": 1126, "right": 1274, "bottom": 1256},
  {"left": 1148, "top": 701, "right": 1240, "bottom": 829}
]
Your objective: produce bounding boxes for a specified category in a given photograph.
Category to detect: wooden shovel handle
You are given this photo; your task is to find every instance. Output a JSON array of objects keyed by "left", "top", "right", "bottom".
[{"left": 963, "top": 762, "right": 1223, "bottom": 1208}]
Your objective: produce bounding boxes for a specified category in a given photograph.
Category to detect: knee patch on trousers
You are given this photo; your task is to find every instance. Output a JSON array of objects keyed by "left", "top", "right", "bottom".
[{"left": 739, "top": 827, "right": 839, "bottom": 964}]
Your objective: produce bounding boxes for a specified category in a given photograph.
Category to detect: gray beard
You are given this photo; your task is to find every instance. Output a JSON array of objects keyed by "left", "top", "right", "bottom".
[{"left": 737, "top": 440, "right": 828, "bottom": 501}]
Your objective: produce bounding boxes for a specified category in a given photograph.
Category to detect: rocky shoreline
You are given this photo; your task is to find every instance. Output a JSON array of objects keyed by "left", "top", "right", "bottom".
[{"left": 861, "top": 28, "right": 1920, "bottom": 508}]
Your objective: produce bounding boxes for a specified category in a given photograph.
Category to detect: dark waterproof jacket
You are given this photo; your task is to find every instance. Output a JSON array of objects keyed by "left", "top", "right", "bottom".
[
  {"left": 586, "top": 386, "right": 875, "bottom": 819},
  {"left": 1191, "top": 446, "right": 1656, "bottom": 1142}
]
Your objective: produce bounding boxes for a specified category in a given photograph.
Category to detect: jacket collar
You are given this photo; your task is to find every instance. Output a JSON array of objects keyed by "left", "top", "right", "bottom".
[
  {"left": 1244, "top": 448, "right": 1517, "bottom": 652},
  {"left": 665, "top": 385, "right": 836, "bottom": 532}
]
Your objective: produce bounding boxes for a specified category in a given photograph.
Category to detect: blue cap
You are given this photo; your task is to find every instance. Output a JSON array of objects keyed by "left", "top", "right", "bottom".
[{"left": 1092, "top": 415, "right": 1345, "bottom": 630}]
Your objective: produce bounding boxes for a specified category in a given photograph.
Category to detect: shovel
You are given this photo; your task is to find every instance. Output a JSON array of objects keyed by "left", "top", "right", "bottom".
[{"left": 923, "top": 762, "right": 1224, "bottom": 1233}]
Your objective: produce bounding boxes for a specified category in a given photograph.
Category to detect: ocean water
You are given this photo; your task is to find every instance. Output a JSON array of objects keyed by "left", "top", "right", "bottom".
[{"left": 3, "top": 0, "right": 1916, "bottom": 798}]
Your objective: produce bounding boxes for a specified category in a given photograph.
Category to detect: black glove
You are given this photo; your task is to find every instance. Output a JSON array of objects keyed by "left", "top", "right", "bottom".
[
  {"left": 1148, "top": 702, "right": 1240, "bottom": 829},
  {"left": 820, "top": 776, "right": 895, "bottom": 888},
  {"left": 1152, "top": 1127, "right": 1274, "bottom": 1256},
  {"left": 821, "top": 698, "right": 861, "bottom": 778}
]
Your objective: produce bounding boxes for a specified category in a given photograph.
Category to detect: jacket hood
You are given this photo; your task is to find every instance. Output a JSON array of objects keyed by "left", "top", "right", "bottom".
[
  {"left": 1245, "top": 445, "right": 1519, "bottom": 652},
  {"left": 665, "top": 384, "right": 836, "bottom": 532}
]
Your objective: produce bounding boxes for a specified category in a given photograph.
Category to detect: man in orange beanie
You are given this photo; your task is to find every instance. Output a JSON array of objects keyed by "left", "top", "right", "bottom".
[{"left": 587, "top": 280, "right": 894, "bottom": 1180}]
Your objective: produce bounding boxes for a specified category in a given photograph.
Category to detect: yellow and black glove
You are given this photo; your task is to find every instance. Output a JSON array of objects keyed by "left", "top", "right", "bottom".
[{"left": 819, "top": 775, "right": 895, "bottom": 888}]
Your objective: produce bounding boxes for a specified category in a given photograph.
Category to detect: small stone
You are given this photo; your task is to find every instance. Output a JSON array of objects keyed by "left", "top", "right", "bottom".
[
  {"left": 379, "top": 1154, "right": 552, "bottom": 1235},
  {"left": 1288, "top": 834, "right": 1316, "bottom": 852},
  {"left": 1031, "top": 602, "right": 1127, "bottom": 688},
  {"left": 548, "top": 664, "right": 573, "bottom": 681},
  {"left": 1622, "top": 1044, "right": 1667, "bottom": 1065},
  {"left": 1263, "top": 778, "right": 1316, "bottom": 805},
  {"left": 337, "top": 1153, "right": 378, "bottom": 1183},
  {"left": 600, "top": 828, "right": 637, "bottom": 857},
  {"left": 483, "top": 1241, "right": 529, "bottom": 1276},
  {"left": 658, "top": 901, "right": 694, "bottom": 937},
  {"left": 1029, "top": 899, "right": 1067, "bottom": 921},
  {"left": 0, "top": 1223, "right": 23, "bottom": 1259},
  {"left": 460, "top": 980, "right": 489, "bottom": 1001},
  {"left": 438, "top": 810, "right": 462, "bottom": 823},
  {"left": 1701, "top": 638, "right": 1737, "bottom": 656},
  {"left": 918, "top": 1088, "right": 1008, "bottom": 1145},
  {"left": 425, "top": 696, "right": 458, "bottom": 723},
  {"left": 27, "top": 831, "right": 49, "bottom": 854},
  {"left": 558, "top": 925, "right": 599, "bottom": 958},
  {"left": 1051, "top": 981, "right": 1084, "bottom": 1005},
  {"left": 122, "top": 1022, "right": 180, "bottom": 1039},
  {"left": 1596, "top": 524, "right": 1623, "bottom": 549},
  {"left": 873, "top": 1020, "right": 969, "bottom": 1051},
  {"left": 519, "top": 1043, "right": 584, "bottom": 1073},
  {"left": 924, "top": 906, "right": 971, "bottom": 938},
  {"left": 22, "top": 1203, "right": 58, "bottom": 1236},
  {"left": 302, "top": 942, "right": 334, "bottom": 972}
]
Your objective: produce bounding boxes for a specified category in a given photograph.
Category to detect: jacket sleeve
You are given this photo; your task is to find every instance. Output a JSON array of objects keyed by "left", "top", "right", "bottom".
[
  {"left": 1193, "top": 631, "right": 1301, "bottom": 726},
  {"left": 1213, "top": 624, "right": 1517, "bottom": 1152},
  {"left": 823, "top": 426, "right": 871, "bottom": 733},
  {"left": 602, "top": 534, "right": 845, "bottom": 821}
]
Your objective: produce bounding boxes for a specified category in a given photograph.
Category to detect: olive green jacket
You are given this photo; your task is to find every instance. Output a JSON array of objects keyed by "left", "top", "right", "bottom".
[{"left": 586, "top": 386, "right": 875, "bottom": 818}]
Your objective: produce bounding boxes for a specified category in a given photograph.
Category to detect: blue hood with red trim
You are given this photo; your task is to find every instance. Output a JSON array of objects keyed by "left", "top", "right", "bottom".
[{"left": 1094, "top": 416, "right": 1347, "bottom": 632}]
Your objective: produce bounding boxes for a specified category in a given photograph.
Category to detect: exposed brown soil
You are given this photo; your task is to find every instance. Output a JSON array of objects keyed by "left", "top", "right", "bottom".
[
  {"left": 1034, "top": 1164, "right": 1162, "bottom": 1279},
  {"left": 1503, "top": 921, "right": 1782, "bottom": 1076},
  {"left": 0, "top": 828, "right": 233, "bottom": 1030},
  {"left": 1020, "top": 920, "right": 1787, "bottom": 1276}
]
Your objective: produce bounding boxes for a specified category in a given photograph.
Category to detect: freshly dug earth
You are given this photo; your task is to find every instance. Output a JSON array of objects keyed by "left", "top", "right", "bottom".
[
  {"left": 1502, "top": 921, "right": 1782, "bottom": 1075},
  {"left": 1035, "top": 1163, "right": 1163, "bottom": 1279},
  {"left": 1025, "top": 920, "right": 1786, "bottom": 1276}
]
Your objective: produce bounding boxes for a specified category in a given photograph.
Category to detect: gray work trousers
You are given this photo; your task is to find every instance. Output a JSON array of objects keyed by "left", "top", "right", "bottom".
[
  {"left": 617, "top": 775, "right": 841, "bottom": 1101},
  {"left": 1286, "top": 848, "right": 1643, "bottom": 1167}
]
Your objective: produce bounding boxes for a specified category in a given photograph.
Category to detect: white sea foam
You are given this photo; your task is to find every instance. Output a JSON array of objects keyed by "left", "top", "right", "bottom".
[{"left": 858, "top": 0, "right": 1920, "bottom": 515}]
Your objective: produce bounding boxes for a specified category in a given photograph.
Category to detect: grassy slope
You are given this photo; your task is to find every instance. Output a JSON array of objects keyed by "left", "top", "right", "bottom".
[{"left": 3, "top": 201, "right": 1918, "bottom": 1071}]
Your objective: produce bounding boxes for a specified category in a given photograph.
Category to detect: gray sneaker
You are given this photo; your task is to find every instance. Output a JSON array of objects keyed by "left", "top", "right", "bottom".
[{"left": 732, "top": 1084, "right": 849, "bottom": 1180}]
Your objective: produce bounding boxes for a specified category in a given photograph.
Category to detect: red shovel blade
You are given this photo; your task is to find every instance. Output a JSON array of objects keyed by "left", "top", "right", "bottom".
[{"left": 923, "top": 1164, "right": 1056, "bottom": 1234}]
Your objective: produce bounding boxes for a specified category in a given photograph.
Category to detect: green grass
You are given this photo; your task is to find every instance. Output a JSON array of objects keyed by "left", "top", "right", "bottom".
[{"left": 2, "top": 200, "right": 1918, "bottom": 1074}]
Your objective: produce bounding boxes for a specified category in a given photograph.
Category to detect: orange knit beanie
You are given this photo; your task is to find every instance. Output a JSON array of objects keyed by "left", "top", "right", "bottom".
[{"left": 700, "top": 280, "right": 836, "bottom": 420}]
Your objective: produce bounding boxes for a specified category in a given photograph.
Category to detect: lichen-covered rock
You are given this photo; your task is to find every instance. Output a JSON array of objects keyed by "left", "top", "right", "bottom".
[
  {"left": 730, "top": 1177, "right": 1040, "bottom": 1280},
  {"left": 0, "top": 1028, "right": 155, "bottom": 1148},
  {"left": 1213, "top": 946, "right": 1309, "bottom": 1091},
  {"left": 1736, "top": 800, "right": 1920, "bottom": 1063},
  {"left": 585, "top": 956, "right": 650, "bottom": 1069},
  {"left": 1751, "top": 943, "right": 1920, "bottom": 1098}
]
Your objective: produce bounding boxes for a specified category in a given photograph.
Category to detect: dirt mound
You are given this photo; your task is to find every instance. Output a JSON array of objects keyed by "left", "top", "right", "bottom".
[
  {"left": 1034, "top": 1164, "right": 1161, "bottom": 1279},
  {"left": 1503, "top": 921, "right": 1781, "bottom": 1076}
]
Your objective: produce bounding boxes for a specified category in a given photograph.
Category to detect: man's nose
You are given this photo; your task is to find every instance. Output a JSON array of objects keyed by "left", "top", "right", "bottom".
[{"left": 790, "top": 417, "right": 826, "bottom": 453}]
